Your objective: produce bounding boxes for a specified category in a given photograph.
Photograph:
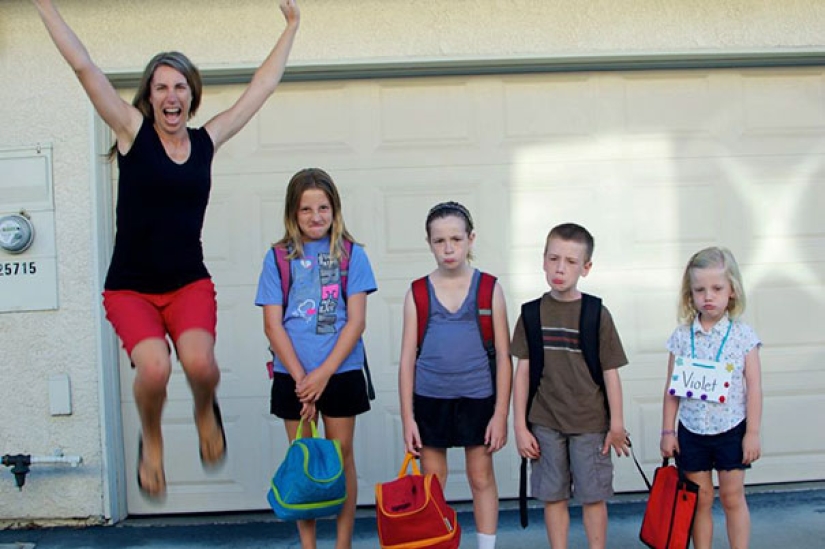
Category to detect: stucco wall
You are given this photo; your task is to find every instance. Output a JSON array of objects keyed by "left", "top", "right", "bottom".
[{"left": 1, "top": 0, "right": 824, "bottom": 523}]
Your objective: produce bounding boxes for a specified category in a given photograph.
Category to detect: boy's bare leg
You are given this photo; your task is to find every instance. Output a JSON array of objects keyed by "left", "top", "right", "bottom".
[
  {"left": 544, "top": 500, "right": 570, "bottom": 549},
  {"left": 582, "top": 500, "right": 607, "bottom": 549}
]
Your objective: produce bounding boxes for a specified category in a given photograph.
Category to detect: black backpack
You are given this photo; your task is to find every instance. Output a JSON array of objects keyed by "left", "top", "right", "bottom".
[{"left": 519, "top": 293, "right": 604, "bottom": 528}]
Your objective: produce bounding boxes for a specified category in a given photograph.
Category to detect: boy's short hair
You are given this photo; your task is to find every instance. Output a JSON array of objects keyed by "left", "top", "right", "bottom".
[{"left": 545, "top": 223, "right": 595, "bottom": 262}]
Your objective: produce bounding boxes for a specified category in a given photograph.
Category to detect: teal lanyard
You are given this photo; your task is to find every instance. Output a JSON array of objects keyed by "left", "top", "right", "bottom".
[{"left": 691, "top": 320, "right": 732, "bottom": 361}]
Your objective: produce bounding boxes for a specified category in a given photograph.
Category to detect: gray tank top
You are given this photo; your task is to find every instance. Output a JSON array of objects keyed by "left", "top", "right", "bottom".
[{"left": 414, "top": 269, "right": 493, "bottom": 399}]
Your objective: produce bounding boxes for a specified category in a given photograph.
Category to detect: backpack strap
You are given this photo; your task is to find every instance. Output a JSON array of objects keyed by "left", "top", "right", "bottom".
[
  {"left": 522, "top": 298, "right": 544, "bottom": 425},
  {"left": 411, "top": 276, "right": 430, "bottom": 354},
  {"left": 339, "top": 239, "right": 353, "bottom": 302},
  {"left": 579, "top": 293, "right": 607, "bottom": 417},
  {"left": 519, "top": 297, "right": 543, "bottom": 529},
  {"left": 362, "top": 353, "right": 376, "bottom": 401},
  {"left": 476, "top": 273, "right": 498, "bottom": 390},
  {"left": 274, "top": 244, "right": 292, "bottom": 310}
]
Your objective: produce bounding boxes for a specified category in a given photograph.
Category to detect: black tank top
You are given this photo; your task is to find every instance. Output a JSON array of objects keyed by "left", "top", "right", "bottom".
[{"left": 104, "top": 119, "right": 214, "bottom": 293}]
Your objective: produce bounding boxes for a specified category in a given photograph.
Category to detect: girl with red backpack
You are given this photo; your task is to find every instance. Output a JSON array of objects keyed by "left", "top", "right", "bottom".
[{"left": 398, "top": 202, "right": 512, "bottom": 549}]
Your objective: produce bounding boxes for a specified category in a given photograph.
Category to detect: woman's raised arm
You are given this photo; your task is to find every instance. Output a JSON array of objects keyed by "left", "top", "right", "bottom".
[
  {"left": 204, "top": 0, "right": 300, "bottom": 149},
  {"left": 32, "top": 0, "right": 141, "bottom": 149}
]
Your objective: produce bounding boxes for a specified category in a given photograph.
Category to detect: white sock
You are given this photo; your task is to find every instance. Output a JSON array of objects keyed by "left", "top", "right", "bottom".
[{"left": 477, "top": 532, "right": 496, "bottom": 549}]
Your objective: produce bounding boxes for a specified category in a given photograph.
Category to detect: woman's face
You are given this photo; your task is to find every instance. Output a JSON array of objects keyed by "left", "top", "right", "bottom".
[
  {"left": 297, "top": 188, "right": 333, "bottom": 242},
  {"left": 149, "top": 65, "right": 192, "bottom": 135}
]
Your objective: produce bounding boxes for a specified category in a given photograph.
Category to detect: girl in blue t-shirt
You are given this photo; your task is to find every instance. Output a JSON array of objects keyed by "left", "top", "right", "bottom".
[
  {"left": 661, "top": 247, "right": 763, "bottom": 549},
  {"left": 256, "top": 168, "right": 376, "bottom": 548},
  {"left": 398, "top": 202, "right": 512, "bottom": 549}
]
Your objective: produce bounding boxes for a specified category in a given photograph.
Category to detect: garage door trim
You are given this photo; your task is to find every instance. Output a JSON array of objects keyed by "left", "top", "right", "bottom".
[{"left": 107, "top": 49, "right": 825, "bottom": 88}]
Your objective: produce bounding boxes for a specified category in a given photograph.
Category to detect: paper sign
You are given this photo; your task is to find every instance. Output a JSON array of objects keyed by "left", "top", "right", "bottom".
[{"left": 668, "top": 356, "right": 734, "bottom": 403}]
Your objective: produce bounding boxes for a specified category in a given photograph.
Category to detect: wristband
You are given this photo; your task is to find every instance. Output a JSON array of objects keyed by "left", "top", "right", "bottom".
[{"left": 661, "top": 429, "right": 677, "bottom": 436}]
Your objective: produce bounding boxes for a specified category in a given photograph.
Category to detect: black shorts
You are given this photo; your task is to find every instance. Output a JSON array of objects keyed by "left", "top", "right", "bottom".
[
  {"left": 413, "top": 393, "right": 495, "bottom": 448},
  {"left": 270, "top": 369, "right": 371, "bottom": 420},
  {"left": 677, "top": 420, "right": 751, "bottom": 472}
]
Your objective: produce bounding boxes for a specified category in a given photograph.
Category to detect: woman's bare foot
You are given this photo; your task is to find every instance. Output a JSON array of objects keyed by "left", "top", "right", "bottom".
[
  {"left": 197, "top": 400, "right": 227, "bottom": 466},
  {"left": 137, "top": 434, "right": 166, "bottom": 498}
]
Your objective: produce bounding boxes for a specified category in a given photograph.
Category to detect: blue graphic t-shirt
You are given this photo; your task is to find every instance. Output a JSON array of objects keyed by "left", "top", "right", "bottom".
[{"left": 255, "top": 237, "right": 377, "bottom": 375}]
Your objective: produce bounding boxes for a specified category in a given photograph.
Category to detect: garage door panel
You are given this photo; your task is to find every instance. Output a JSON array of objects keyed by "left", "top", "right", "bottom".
[
  {"left": 223, "top": 83, "right": 363, "bottom": 160},
  {"left": 632, "top": 184, "right": 718, "bottom": 243},
  {"left": 761, "top": 393, "right": 825, "bottom": 480},
  {"left": 378, "top": 80, "right": 475, "bottom": 145},
  {"left": 625, "top": 391, "right": 664, "bottom": 462},
  {"left": 212, "top": 285, "right": 271, "bottom": 396},
  {"left": 754, "top": 285, "right": 824, "bottom": 346},
  {"left": 259, "top": 84, "right": 357, "bottom": 149},
  {"left": 752, "top": 458, "right": 825, "bottom": 484},
  {"left": 202, "top": 189, "right": 251, "bottom": 286},
  {"left": 625, "top": 290, "right": 679, "bottom": 356},
  {"left": 758, "top": 368, "right": 825, "bottom": 475},
  {"left": 750, "top": 179, "right": 825, "bottom": 239},
  {"left": 373, "top": 291, "right": 405, "bottom": 386},
  {"left": 503, "top": 75, "right": 598, "bottom": 140},
  {"left": 741, "top": 70, "right": 825, "bottom": 132},
  {"left": 256, "top": 195, "right": 286, "bottom": 257},
  {"left": 622, "top": 72, "right": 719, "bottom": 136}
]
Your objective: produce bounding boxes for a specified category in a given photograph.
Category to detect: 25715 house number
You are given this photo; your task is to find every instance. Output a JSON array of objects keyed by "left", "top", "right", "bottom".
[{"left": 0, "top": 261, "right": 37, "bottom": 276}]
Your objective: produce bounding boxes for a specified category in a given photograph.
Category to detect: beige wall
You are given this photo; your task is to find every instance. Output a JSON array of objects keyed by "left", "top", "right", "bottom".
[{"left": 1, "top": 0, "right": 824, "bottom": 523}]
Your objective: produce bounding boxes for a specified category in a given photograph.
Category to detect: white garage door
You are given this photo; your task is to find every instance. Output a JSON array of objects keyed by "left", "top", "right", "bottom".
[{"left": 119, "top": 66, "right": 825, "bottom": 514}]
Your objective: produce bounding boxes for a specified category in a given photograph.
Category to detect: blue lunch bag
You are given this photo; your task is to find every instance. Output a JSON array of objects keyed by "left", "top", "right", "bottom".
[{"left": 267, "top": 418, "right": 347, "bottom": 520}]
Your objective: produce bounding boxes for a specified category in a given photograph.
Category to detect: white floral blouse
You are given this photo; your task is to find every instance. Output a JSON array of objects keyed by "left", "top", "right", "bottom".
[{"left": 666, "top": 315, "right": 761, "bottom": 435}]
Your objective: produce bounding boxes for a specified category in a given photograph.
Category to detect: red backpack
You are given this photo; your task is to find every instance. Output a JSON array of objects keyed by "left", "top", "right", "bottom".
[
  {"left": 269, "top": 240, "right": 375, "bottom": 399},
  {"left": 375, "top": 452, "right": 461, "bottom": 549},
  {"left": 410, "top": 272, "right": 498, "bottom": 391}
]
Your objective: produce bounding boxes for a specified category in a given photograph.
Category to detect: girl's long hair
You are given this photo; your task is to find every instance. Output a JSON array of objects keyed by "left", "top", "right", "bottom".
[{"left": 276, "top": 168, "right": 357, "bottom": 260}]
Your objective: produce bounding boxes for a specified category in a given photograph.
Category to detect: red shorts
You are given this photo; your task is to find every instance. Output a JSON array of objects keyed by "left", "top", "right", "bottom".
[{"left": 102, "top": 278, "right": 217, "bottom": 357}]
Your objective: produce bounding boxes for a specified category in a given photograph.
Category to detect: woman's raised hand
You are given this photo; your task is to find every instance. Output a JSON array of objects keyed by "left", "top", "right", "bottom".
[{"left": 279, "top": 0, "right": 301, "bottom": 26}]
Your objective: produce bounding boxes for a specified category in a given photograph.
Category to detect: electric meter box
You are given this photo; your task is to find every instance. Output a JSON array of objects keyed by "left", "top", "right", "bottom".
[{"left": 0, "top": 145, "right": 58, "bottom": 312}]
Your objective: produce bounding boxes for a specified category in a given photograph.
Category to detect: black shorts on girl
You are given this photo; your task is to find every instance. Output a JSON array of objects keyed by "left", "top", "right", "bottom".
[
  {"left": 413, "top": 394, "right": 495, "bottom": 448},
  {"left": 270, "top": 370, "right": 371, "bottom": 420},
  {"left": 677, "top": 420, "right": 750, "bottom": 472}
]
